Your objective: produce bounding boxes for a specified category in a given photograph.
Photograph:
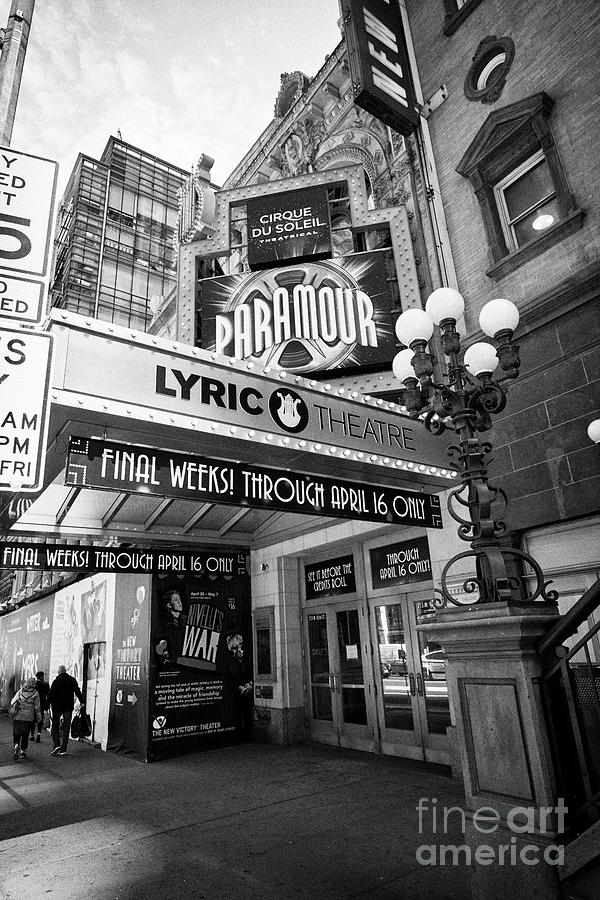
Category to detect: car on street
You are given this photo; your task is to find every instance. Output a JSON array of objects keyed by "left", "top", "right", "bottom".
[{"left": 421, "top": 648, "right": 446, "bottom": 680}]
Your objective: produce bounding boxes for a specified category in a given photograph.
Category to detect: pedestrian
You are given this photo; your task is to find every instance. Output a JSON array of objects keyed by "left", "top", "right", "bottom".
[
  {"left": 29, "top": 670, "right": 50, "bottom": 743},
  {"left": 9, "top": 676, "right": 41, "bottom": 760},
  {"left": 48, "top": 665, "right": 85, "bottom": 756}
]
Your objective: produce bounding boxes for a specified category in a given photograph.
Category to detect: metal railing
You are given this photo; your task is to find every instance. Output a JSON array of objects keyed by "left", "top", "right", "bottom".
[{"left": 540, "top": 579, "right": 600, "bottom": 835}]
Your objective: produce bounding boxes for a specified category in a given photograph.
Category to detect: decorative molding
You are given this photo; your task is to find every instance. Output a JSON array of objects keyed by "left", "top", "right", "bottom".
[{"left": 464, "top": 36, "right": 515, "bottom": 105}]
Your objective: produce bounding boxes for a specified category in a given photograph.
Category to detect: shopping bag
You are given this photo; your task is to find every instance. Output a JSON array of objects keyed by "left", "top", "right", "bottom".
[
  {"left": 8, "top": 697, "right": 19, "bottom": 720},
  {"left": 43, "top": 710, "right": 51, "bottom": 729},
  {"left": 80, "top": 711, "right": 92, "bottom": 737},
  {"left": 70, "top": 712, "right": 81, "bottom": 738}
]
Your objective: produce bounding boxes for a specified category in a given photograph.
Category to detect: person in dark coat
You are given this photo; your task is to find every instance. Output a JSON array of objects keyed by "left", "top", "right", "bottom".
[
  {"left": 223, "top": 631, "right": 253, "bottom": 740},
  {"left": 48, "top": 665, "right": 84, "bottom": 756},
  {"left": 29, "top": 670, "right": 50, "bottom": 743}
]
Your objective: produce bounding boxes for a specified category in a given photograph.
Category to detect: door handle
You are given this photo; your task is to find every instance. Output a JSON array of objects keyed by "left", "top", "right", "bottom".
[
  {"left": 416, "top": 672, "right": 424, "bottom": 696},
  {"left": 329, "top": 673, "right": 335, "bottom": 691},
  {"left": 409, "top": 672, "right": 416, "bottom": 696}
]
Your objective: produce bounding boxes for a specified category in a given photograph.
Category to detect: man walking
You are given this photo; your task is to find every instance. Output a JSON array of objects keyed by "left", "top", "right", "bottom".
[{"left": 48, "top": 665, "right": 85, "bottom": 756}]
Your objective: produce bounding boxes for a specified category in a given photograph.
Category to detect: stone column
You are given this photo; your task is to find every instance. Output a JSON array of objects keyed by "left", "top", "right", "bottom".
[{"left": 420, "top": 600, "right": 564, "bottom": 898}]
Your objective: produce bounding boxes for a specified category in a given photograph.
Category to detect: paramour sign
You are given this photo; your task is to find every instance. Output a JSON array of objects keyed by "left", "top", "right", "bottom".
[
  {"left": 246, "top": 185, "right": 331, "bottom": 271},
  {"left": 0, "top": 541, "right": 248, "bottom": 576},
  {"left": 199, "top": 250, "right": 394, "bottom": 374},
  {"left": 0, "top": 328, "right": 53, "bottom": 491},
  {"left": 341, "top": 0, "right": 419, "bottom": 136},
  {"left": 65, "top": 436, "right": 444, "bottom": 529},
  {"left": 305, "top": 554, "right": 357, "bottom": 600},
  {"left": 370, "top": 536, "right": 432, "bottom": 588}
]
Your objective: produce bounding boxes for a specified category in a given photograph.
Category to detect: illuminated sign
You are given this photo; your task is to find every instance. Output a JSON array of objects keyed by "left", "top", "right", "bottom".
[
  {"left": 64, "top": 436, "right": 444, "bottom": 529},
  {"left": 341, "top": 0, "right": 419, "bottom": 136},
  {"left": 49, "top": 311, "right": 456, "bottom": 480},
  {"left": 199, "top": 250, "right": 394, "bottom": 374},
  {"left": 0, "top": 541, "right": 247, "bottom": 575},
  {"left": 246, "top": 185, "right": 331, "bottom": 270}
]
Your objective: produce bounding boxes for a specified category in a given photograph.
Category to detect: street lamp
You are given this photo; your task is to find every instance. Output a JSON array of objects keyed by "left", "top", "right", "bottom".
[{"left": 393, "top": 289, "right": 557, "bottom": 609}]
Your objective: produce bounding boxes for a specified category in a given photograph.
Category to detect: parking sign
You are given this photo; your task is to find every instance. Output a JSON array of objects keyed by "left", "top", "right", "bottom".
[
  {"left": 0, "top": 327, "right": 54, "bottom": 492},
  {"left": 0, "top": 146, "right": 58, "bottom": 277}
]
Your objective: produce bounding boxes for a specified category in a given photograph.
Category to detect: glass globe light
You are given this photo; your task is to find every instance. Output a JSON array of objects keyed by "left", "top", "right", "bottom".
[
  {"left": 394, "top": 308, "right": 434, "bottom": 346},
  {"left": 392, "top": 348, "right": 417, "bottom": 384},
  {"left": 587, "top": 419, "right": 600, "bottom": 444},
  {"left": 425, "top": 287, "right": 465, "bottom": 325},
  {"left": 479, "top": 298, "right": 520, "bottom": 337},
  {"left": 463, "top": 341, "right": 499, "bottom": 376}
]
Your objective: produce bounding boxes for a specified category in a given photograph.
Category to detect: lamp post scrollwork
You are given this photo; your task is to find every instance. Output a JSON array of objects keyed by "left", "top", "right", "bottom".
[{"left": 393, "top": 288, "right": 558, "bottom": 610}]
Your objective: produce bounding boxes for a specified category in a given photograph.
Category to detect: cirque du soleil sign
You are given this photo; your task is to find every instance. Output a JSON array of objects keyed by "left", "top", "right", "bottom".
[
  {"left": 65, "top": 436, "right": 443, "bottom": 529},
  {"left": 246, "top": 185, "right": 331, "bottom": 270},
  {"left": 199, "top": 249, "right": 395, "bottom": 374}
]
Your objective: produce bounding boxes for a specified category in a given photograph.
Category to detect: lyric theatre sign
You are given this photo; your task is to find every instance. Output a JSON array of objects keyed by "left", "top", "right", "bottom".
[
  {"left": 65, "top": 436, "right": 443, "bottom": 529},
  {"left": 49, "top": 313, "right": 454, "bottom": 477}
]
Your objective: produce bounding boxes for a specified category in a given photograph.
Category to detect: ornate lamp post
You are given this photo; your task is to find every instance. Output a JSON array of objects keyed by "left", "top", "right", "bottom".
[
  {"left": 392, "top": 288, "right": 557, "bottom": 609},
  {"left": 392, "top": 291, "right": 564, "bottom": 897}
]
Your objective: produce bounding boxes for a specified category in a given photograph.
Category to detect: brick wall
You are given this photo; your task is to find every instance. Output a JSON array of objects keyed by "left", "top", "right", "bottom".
[{"left": 407, "top": 0, "right": 600, "bottom": 533}]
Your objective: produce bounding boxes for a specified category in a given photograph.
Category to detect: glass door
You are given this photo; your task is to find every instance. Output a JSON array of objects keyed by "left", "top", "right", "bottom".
[
  {"left": 305, "top": 602, "right": 376, "bottom": 752},
  {"left": 370, "top": 591, "right": 450, "bottom": 763}
]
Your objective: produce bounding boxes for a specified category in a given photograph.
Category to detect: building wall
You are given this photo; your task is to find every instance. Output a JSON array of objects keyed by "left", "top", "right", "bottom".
[
  {"left": 407, "top": 0, "right": 600, "bottom": 537},
  {"left": 407, "top": 0, "right": 600, "bottom": 314}
]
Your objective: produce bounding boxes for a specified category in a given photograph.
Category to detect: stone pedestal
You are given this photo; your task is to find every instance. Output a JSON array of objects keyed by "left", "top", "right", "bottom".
[{"left": 420, "top": 601, "right": 564, "bottom": 898}]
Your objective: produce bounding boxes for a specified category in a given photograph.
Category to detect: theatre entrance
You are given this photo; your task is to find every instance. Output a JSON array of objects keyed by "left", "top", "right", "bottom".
[{"left": 303, "top": 589, "right": 450, "bottom": 763}]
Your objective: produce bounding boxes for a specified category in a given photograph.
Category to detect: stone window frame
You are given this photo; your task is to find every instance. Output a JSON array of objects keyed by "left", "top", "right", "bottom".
[
  {"left": 443, "top": 0, "right": 485, "bottom": 36},
  {"left": 464, "top": 36, "right": 515, "bottom": 104},
  {"left": 456, "top": 92, "right": 584, "bottom": 280}
]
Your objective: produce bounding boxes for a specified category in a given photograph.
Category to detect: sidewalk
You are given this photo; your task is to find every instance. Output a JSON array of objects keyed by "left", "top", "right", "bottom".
[{"left": 0, "top": 712, "right": 470, "bottom": 899}]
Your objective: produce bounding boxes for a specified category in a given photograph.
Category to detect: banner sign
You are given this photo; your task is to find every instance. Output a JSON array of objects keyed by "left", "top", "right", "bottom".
[
  {"left": 149, "top": 570, "right": 252, "bottom": 756},
  {"left": 0, "top": 541, "right": 248, "bottom": 576},
  {"left": 305, "top": 554, "right": 357, "bottom": 600},
  {"left": 198, "top": 250, "right": 395, "bottom": 374},
  {"left": 246, "top": 185, "right": 331, "bottom": 270},
  {"left": 341, "top": 0, "right": 419, "bottom": 136},
  {"left": 0, "top": 595, "right": 54, "bottom": 710},
  {"left": 0, "top": 327, "right": 53, "bottom": 492},
  {"left": 370, "top": 536, "right": 432, "bottom": 588},
  {"left": 107, "top": 574, "right": 151, "bottom": 760},
  {"left": 65, "top": 436, "right": 444, "bottom": 529}
]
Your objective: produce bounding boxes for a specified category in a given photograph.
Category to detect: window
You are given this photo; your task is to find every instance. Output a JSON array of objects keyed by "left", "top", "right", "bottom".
[
  {"left": 495, "top": 151, "right": 558, "bottom": 251},
  {"left": 456, "top": 92, "right": 584, "bottom": 279},
  {"left": 443, "top": 0, "right": 485, "bottom": 36},
  {"left": 464, "top": 37, "right": 515, "bottom": 104}
]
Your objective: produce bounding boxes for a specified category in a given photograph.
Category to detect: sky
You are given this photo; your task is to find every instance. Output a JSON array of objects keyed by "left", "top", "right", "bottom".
[{"left": 0, "top": 0, "right": 342, "bottom": 195}]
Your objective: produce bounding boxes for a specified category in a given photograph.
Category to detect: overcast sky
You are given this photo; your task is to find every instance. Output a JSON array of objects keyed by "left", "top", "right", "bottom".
[{"left": 0, "top": 0, "right": 342, "bottom": 196}]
